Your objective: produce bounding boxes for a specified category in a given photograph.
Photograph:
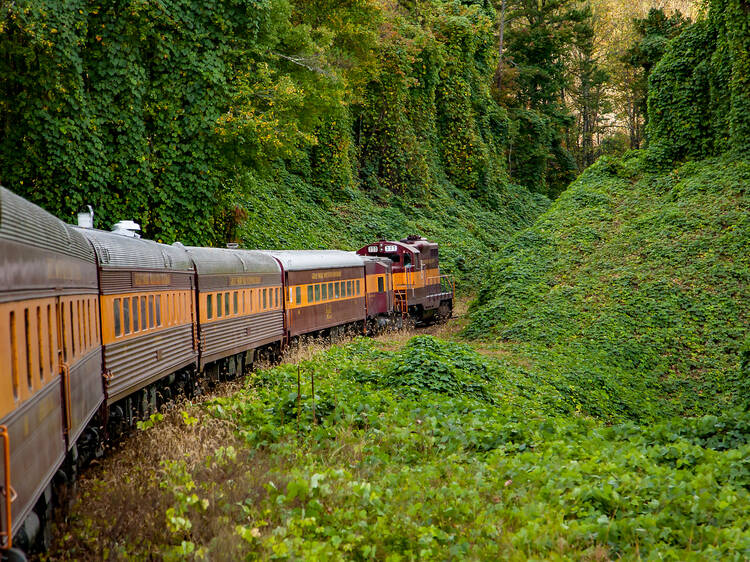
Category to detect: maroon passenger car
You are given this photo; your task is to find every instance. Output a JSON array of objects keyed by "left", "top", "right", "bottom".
[
  {"left": 261, "top": 251, "right": 367, "bottom": 338},
  {"left": 363, "top": 256, "right": 395, "bottom": 331}
]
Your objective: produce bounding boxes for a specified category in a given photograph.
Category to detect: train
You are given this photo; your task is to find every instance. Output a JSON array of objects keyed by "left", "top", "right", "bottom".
[{"left": 0, "top": 186, "right": 453, "bottom": 559}]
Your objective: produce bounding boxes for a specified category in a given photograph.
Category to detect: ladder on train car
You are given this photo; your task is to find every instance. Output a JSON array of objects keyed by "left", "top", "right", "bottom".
[{"left": 394, "top": 289, "right": 408, "bottom": 319}]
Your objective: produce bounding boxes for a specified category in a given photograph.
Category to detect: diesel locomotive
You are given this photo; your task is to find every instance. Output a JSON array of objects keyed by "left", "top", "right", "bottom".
[{"left": 0, "top": 186, "right": 453, "bottom": 559}]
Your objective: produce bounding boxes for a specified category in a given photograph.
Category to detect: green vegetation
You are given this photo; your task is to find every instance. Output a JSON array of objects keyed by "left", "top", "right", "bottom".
[
  {"left": 468, "top": 0, "right": 749, "bottom": 419},
  {"left": 0, "top": 0, "right": 546, "bottom": 262},
  {"left": 11, "top": 0, "right": 749, "bottom": 558},
  {"left": 646, "top": 0, "right": 750, "bottom": 163},
  {"left": 232, "top": 171, "right": 544, "bottom": 287},
  {"left": 468, "top": 153, "right": 749, "bottom": 417},
  {"left": 52, "top": 336, "right": 750, "bottom": 560}
]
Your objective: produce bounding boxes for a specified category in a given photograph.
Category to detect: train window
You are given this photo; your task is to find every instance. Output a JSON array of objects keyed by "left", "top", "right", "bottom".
[
  {"left": 123, "top": 298, "right": 131, "bottom": 335},
  {"left": 347, "top": 281, "right": 352, "bottom": 296},
  {"left": 263, "top": 288, "right": 267, "bottom": 310},
  {"left": 47, "top": 305, "right": 54, "bottom": 375},
  {"left": 69, "top": 301, "right": 76, "bottom": 357},
  {"left": 356, "top": 280, "right": 361, "bottom": 295},
  {"left": 225, "top": 292, "right": 230, "bottom": 316},
  {"left": 207, "top": 294, "right": 213, "bottom": 319},
  {"left": 85, "top": 299, "right": 90, "bottom": 348},
  {"left": 307, "top": 285, "right": 313, "bottom": 304},
  {"left": 322, "top": 283, "right": 327, "bottom": 300},
  {"left": 217, "top": 293, "right": 223, "bottom": 317},
  {"left": 335, "top": 282, "right": 340, "bottom": 299},
  {"left": 233, "top": 291, "right": 238, "bottom": 314},
  {"left": 275, "top": 287, "right": 279, "bottom": 308},
  {"left": 328, "top": 283, "right": 333, "bottom": 299},
  {"left": 86, "top": 300, "right": 91, "bottom": 349},
  {"left": 84, "top": 300, "right": 89, "bottom": 350},
  {"left": 70, "top": 302, "right": 76, "bottom": 355},
  {"left": 156, "top": 295, "right": 161, "bottom": 326},
  {"left": 76, "top": 300, "right": 82, "bottom": 352},
  {"left": 315, "top": 284, "right": 321, "bottom": 302},
  {"left": 10, "top": 311, "right": 18, "bottom": 400},
  {"left": 79, "top": 301, "right": 85, "bottom": 350},
  {"left": 140, "top": 297, "right": 147, "bottom": 331},
  {"left": 296, "top": 286, "right": 302, "bottom": 304},
  {"left": 82, "top": 300, "right": 87, "bottom": 349},
  {"left": 37, "top": 307, "right": 44, "bottom": 382},
  {"left": 114, "top": 299, "right": 121, "bottom": 338},
  {"left": 132, "top": 297, "right": 139, "bottom": 332},
  {"left": 60, "top": 303, "right": 67, "bottom": 360},
  {"left": 24, "top": 308, "right": 32, "bottom": 391},
  {"left": 378, "top": 276, "right": 384, "bottom": 292},
  {"left": 148, "top": 295, "right": 155, "bottom": 328}
]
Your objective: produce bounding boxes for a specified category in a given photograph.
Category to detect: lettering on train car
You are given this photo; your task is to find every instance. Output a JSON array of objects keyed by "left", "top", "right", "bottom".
[
  {"left": 46, "top": 258, "right": 86, "bottom": 281},
  {"left": 132, "top": 272, "right": 172, "bottom": 286},
  {"left": 229, "top": 275, "right": 262, "bottom": 286},
  {"left": 312, "top": 271, "right": 343, "bottom": 280}
]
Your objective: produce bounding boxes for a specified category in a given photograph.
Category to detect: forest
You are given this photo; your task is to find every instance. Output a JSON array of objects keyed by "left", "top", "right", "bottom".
[
  {"left": 1, "top": 0, "right": 748, "bottom": 558},
  {"left": 2, "top": 0, "right": 736, "bottom": 252}
]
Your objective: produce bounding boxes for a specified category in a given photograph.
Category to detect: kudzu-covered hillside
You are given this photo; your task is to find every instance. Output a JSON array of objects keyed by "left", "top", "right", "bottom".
[
  {"left": 0, "top": 0, "right": 549, "bottom": 287},
  {"left": 469, "top": 0, "right": 750, "bottom": 417}
]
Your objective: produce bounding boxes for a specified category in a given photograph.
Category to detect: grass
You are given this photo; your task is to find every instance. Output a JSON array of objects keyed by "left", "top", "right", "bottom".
[{"left": 44, "top": 331, "right": 750, "bottom": 561}]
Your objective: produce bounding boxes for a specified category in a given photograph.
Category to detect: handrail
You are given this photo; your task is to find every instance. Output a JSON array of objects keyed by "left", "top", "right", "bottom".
[
  {"left": 0, "top": 425, "right": 13, "bottom": 548},
  {"left": 427, "top": 274, "right": 455, "bottom": 296}
]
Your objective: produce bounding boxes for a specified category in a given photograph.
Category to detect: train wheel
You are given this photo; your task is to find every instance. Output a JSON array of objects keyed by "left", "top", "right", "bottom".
[
  {"left": 438, "top": 300, "right": 452, "bottom": 321},
  {"left": 1, "top": 548, "right": 27, "bottom": 562}
]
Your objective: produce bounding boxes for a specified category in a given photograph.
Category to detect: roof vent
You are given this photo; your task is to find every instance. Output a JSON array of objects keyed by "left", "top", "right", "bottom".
[
  {"left": 112, "top": 220, "right": 141, "bottom": 238},
  {"left": 226, "top": 242, "right": 239, "bottom": 249},
  {"left": 77, "top": 205, "right": 94, "bottom": 228}
]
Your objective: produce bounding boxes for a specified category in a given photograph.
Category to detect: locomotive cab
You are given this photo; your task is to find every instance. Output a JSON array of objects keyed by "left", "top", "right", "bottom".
[{"left": 356, "top": 236, "right": 453, "bottom": 323}]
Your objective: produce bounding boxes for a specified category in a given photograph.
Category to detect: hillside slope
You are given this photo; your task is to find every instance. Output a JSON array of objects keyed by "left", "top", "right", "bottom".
[
  {"left": 231, "top": 171, "right": 547, "bottom": 288},
  {"left": 468, "top": 153, "right": 749, "bottom": 417}
]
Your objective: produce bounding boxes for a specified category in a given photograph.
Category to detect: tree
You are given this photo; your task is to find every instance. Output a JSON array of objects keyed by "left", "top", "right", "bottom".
[
  {"left": 496, "top": 0, "right": 589, "bottom": 197},
  {"left": 566, "top": 4, "right": 610, "bottom": 168},
  {"left": 622, "top": 8, "right": 690, "bottom": 148}
]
